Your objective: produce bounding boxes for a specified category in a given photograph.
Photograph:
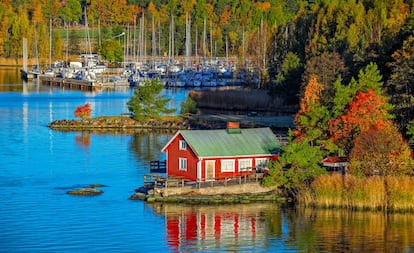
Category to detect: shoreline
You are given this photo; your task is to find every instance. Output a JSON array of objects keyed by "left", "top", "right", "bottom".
[
  {"left": 47, "top": 114, "right": 293, "bottom": 133},
  {"left": 129, "top": 182, "right": 286, "bottom": 204},
  {"left": 130, "top": 192, "right": 286, "bottom": 204}
]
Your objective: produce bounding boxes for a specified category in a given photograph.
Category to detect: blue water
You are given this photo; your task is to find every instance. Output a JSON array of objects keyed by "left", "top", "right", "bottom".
[
  {"left": 0, "top": 85, "right": 178, "bottom": 252},
  {"left": 1, "top": 78, "right": 414, "bottom": 252},
  {"left": 0, "top": 83, "right": 296, "bottom": 252}
]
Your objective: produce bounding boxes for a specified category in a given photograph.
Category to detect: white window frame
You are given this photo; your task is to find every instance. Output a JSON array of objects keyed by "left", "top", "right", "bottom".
[
  {"left": 179, "top": 158, "right": 187, "bottom": 171},
  {"left": 179, "top": 140, "right": 187, "bottom": 150},
  {"left": 238, "top": 159, "right": 253, "bottom": 172},
  {"left": 255, "top": 158, "right": 269, "bottom": 168},
  {"left": 221, "top": 159, "right": 235, "bottom": 172}
]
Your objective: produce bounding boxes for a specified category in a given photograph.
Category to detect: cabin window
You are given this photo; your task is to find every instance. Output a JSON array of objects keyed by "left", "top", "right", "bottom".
[
  {"left": 179, "top": 158, "right": 187, "bottom": 171},
  {"left": 179, "top": 140, "right": 187, "bottom": 150},
  {"left": 239, "top": 159, "right": 252, "bottom": 172},
  {"left": 255, "top": 158, "right": 269, "bottom": 168},
  {"left": 221, "top": 160, "right": 235, "bottom": 172}
]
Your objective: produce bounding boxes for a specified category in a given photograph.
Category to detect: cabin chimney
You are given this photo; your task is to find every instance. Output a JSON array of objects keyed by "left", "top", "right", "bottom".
[{"left": 227, "top": 122, "right": 241, "bottom": 134}]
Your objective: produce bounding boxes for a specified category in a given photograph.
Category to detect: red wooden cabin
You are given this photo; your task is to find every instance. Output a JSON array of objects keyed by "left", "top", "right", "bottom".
[{"left": 161, "top": 123, "right": 281, "bottom": 181}]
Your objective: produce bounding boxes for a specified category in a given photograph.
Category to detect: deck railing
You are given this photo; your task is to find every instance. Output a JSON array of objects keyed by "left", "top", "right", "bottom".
[{"left": 143, "top": 172, "right": 265, "bottom": 190}]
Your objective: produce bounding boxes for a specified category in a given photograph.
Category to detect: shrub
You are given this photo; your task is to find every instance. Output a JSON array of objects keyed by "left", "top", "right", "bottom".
[
  {"left": 74, "top": 103, "right": 92, "bottom": 119},
  {"left": 180, "top": 96, "right": 197, "bottom": 115}
]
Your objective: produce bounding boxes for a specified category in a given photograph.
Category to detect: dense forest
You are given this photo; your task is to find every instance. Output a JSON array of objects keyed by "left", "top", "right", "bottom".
[
  {"left": 3, "top": 0, "right": 414, "bottom": 204},
  {"left": 1, "top": 0, "right": 414, "bottom": 134}
]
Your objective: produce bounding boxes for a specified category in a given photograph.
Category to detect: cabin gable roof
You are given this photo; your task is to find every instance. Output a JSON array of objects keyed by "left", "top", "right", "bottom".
[{"left": 166, "top": 127, "right": 280, "bottom": 158}]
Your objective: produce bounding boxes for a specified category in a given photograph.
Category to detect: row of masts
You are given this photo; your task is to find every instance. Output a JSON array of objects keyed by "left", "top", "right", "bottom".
[
  {"left": 34, "top": 9, "right": 268, "bottom": 72},
  {"left": 120, "top": 13, "right": 267, "bottom": 71}
]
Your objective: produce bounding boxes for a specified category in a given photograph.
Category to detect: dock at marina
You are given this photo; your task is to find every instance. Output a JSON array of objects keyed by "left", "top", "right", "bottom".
[{"left": 39, "top": 75, "right": 130, "bottom": 91}]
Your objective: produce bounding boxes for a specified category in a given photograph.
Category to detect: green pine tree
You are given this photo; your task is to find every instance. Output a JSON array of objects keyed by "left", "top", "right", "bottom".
[{"left": 127, "top": 79, "right": 176, "bottom": 121}]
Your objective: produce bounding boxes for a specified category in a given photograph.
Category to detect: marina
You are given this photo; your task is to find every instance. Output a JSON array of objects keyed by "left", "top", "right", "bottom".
[{"left": 28, "top": 61, "right": 255, "bottom": 91}]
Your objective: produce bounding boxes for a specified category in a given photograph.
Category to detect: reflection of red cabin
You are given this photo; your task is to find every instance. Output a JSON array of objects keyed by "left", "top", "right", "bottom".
[
  {"left": 166, "top": 209, "right": 261, "bottom": 250},
  {"left": 161, "top": 123, "right": 281, "bottom": 181}
]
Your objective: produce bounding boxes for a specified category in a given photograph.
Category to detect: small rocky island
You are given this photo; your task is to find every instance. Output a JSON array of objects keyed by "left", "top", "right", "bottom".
[
  {"left": 48, "top": 116, "right": 192, "bottom": 130},
  {"left": 66, "top": 184, "right": 106, "bottom": 196}
]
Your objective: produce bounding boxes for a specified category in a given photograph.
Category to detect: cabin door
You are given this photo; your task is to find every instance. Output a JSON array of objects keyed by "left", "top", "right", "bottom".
[{"left": 205, "top": 160, "right": 215, "bottom": 181}]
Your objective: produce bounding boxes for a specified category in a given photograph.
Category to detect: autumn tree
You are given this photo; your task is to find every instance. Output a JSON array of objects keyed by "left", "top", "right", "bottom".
[
  {"left": 294, "top": 75, "right": 330, "bottom": 143},
  {"left": 329, "top": 89, "right": 393, "bottom": 152},
  {"left": 302, "top": 52, "right": 348, "bottom": 106},
  {"left": 349, "top": 122, "right": 413, "bottom": 177},
  {"left": 265, "top": 75, "right": 328, "bottom": 190},
  {"left": 7, "top": 8, "right": 30, "bottom": 62},
  {"left": 0, "top": 1, "right": 13, "bottom": 57},
  {"left": 74, "top": 103, "right": 92, "bottom": 119},
  {"left": 328, "top": 63, "right": 389, "bottom": 150}
]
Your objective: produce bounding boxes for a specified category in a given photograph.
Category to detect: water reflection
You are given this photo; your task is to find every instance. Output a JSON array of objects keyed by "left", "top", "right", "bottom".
[
  {"left": 74, "top": 132, "right": 91, "bottom": 148},
  {"left": 129, "top": 129, "right": 174, "bottom": 162},
  {"left": 286, "top": 208, "right": 414, "bottom": 252},
  {"left": 149, "top": 203, "right": 283, "bottom": 252},
  {"left": 0, "top": 66, "right": 21, "bottom": 85},
  {"left": 147, "top": 203, "right": 414, "bottom": 252}
]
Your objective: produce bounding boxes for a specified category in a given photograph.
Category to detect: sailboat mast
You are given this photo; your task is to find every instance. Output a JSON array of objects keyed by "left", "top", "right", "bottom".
[
  {"left": 226, "top": 35, "right": 228, "bottom": 65},
  {"left": 195, "top": 24, "right": 198, "bottom": 68},
  {"left": 126, "top": 24, "right": 130, "bottom": 65},
  {"left": 168, "top": 17, "right": 171, "bottom": 62},
  {"left": 143, "top": 13, "right": 146, "bottom": 64},
  {"left": 203, "top": 18, "right": 206, "bottom": 64},
  {"left": 152, "top": 16, "right": 156, "bottom": 67},
  {"left": 84, "top": 7, "right": 93, "bottom": 67},
  {"left": 98, "top": 18, "right": 101, "bottom": 48},
  {"left": 23, "top": 38, "right": 28, "bottom": 72},
  {"left": 49, "top": 18, "right": 52, "bottom": 67},
  {"left": 210, "top": 21, "right": 213, "bottom": 62},
  {"left": 171, "top": 15, "right": 174, "bottom": 64},
  {"left": 34, "top": 22, "right": 39, "bottom": 69},
  {"left": 185, "top": 12, "right": 191, "bottom": 69},
  {"left": 133, "top": 16, "right": 136, "bottom": 64},
  {"left": 158, "top": 19, "right": 161, "bottom": 64},
  {"left": 242, "top": 27, "right": 245, "bottom": 67},
  {"left": 65, "top": 21, "right": 68, "bottom": 65},
  {"left": 139, "top": 16, "right": 142, "bottom": 63}
]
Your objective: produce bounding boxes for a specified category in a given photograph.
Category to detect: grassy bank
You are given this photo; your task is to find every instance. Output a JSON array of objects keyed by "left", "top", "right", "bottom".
[{"left": 298, "top": 174, "right": 414, "bottom": 212}]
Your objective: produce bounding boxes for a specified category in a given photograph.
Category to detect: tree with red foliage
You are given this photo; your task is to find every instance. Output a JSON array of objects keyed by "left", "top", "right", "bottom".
[
  {"left": 349, "top": 123, "right": 413, "bottom": 177},
  {"left": 329, "top": 89, "right": 393, "bottom": 151},
  {"left": 74, "top": 103, "right": 92, "bottom": 119}
]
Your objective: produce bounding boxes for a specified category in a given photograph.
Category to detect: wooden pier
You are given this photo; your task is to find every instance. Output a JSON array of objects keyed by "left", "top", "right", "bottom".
[{"left": 39, "top": 75, "right": 130, "bottom": 92}]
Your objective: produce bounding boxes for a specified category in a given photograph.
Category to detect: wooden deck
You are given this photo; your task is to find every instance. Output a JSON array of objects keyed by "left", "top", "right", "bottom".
[{"left": 143, "top": 172, "right": 265, "bottom": 190}]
